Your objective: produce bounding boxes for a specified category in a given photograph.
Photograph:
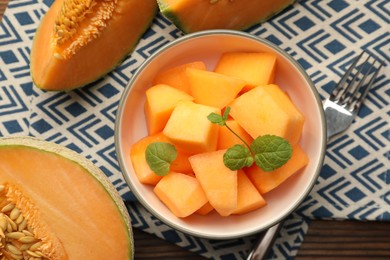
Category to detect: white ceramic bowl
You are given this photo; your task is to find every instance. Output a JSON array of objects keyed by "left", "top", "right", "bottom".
[{"left": 115, "top": 30, "right": 326, "bottom": 239}]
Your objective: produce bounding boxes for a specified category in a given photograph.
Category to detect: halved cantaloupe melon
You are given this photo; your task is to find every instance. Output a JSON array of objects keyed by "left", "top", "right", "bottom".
[
  {"left": 157, "top": 0, "right": 295, "bottom": 33},
  {"left": 30, "top": 0, "right": 157, "bottom": 91},
  {"left": 0, "top": 137, "right": 133, "bottom": 259},
  {"left": 153, "top": 61, "right": 207, "bottom": 94}
]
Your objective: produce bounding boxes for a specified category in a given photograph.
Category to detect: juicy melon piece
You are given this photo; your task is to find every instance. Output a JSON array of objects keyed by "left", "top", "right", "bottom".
[
  {"left": 229, "top": 84, "right": 305, "bottom": 146},
  {"left": 0, "top": 137, "right": 133, "bottom": 259},
  {"left": 189, "top": 150, "right": 237, "bottom": 216},
  {"left": 195, "top": 202, "right": 214, "bottom": 216},
  {"left": 163, "top": 101, "right": 220, "bottom": 154},
  {"left": 157, "top": 0, "right": 295, "bottom": 33},
  {"left": 217, "top": 119, "right": 254, "bottom": 150},
  {"left": 153, "top": 61, "right": 206, "bottom": 94},
  {"left": 186, "top": 68, "right": 246, "bottom": 109},
  {"left": 144, "top": 84, "right": 194, "bottom": 135},
  {"left": 30, "top": 0, "right": 157, "bottom": 90},
  {"left": 154, "top": 172, "right": 208, "bottom": 218},
  {"left": 214, "top": 52, "right": 277, "bottom": 92},
  {"left": 130, "top": 132, "right": 192, "bottom": 185},
  {"left": 233, "top": 170, "right": 267, "bottom": 215},
  {"left": 246, "top": 145, "right": 309, "bottom": 194}
]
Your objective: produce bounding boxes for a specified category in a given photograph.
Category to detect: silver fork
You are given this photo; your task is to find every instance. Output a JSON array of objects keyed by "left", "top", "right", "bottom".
[{"left": 247, "top": 51, "right": 383, "bottom": 260}]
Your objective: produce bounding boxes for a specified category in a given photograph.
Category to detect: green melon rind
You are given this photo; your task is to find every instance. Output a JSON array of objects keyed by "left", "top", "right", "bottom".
[
  {"left": 30, "top": 4, "right": 158, "bottom": 92},
  {"left": 0, "top": 136, "right": 134, "bottom": 259},
  {"left": 157, "top": 0, "right": 296, "bottom": 34}
]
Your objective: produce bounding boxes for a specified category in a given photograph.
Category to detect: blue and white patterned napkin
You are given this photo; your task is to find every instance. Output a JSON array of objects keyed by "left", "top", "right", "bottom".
[{"left": 0, "top": 0, "right": 388, "bottom": 259}]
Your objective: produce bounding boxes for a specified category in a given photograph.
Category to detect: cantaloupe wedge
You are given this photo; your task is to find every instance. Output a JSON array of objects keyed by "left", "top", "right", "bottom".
[
  {"left": 246, "top": 145, "right": 309, "bottom": 194},
  {"left": 217, "top": 119, "right": 254, "bottom": 150},
  {"left": 233, "top": 170, "right": 267, "bottom": 214},
  {"left": 186, "top": 68, "right": 246, "bottom": 109},
  {"left": 154, "top": 172, "right": 208, "bottom": 218},
  {"left": 214, "top": 52, "right": 277, "bottom": 92},
  {"left": 195, "top": 202, "right": 214, "bottom": 215},
  {"left": 145, "top": 84, "right": 194, "bottom": 135},
  {"left": 189, "top": 150, "right": 237, "bottom": 216},
  {"left": 0, "top": 137, "right": 133, "bottom": 259},
  {"left": 130, "top": 132, "right": 192, "bottom": 185},
  {"left": 229, "top": 84, "right": 304, "bottom": 146},
  {"left": 163, "top": 101, "right": 220, "bottom": 154},
  {"left": 153, "top": 61, "right": 206, "bottom": 94}
]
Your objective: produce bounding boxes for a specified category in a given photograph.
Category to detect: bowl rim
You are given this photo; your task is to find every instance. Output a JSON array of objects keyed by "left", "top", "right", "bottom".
[{"left": 115, "top": 29, "right": 327, "bottom": 239}]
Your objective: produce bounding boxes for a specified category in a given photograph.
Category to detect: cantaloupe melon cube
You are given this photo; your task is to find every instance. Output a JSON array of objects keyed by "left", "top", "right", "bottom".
[
  {"left": 145, "top": 84, "right": 194, "bottom": 135},
  {"left": 163, "top": 101, "right": 220, "bottom": 154},
  {"left": 217, "top": 119, "right": 254, "bottom": 150},
  {"left": 186, "top": 68, "right": 245, "bottom": 109},
  {"left": 233, "top": 170, "right": 267, "bottom": 214},
  {"left": 195, "top": 202, "right": 214, "bottom": 215},
  {"left": 153, "top": 61, "right": 206, "bottom": 94},
  {"left": 229, "top": 84, "right": 304, "bottom": 146},
  {"left": 130, "top": 132, "right": 192, "bottom": 185},
  {"left": 214, "top": 52, "right": 276, "bottom": 92},
  {"left": 246, "top": 145, "right": 309, "bottom": 194},
  {"left": 189, "top": 150, "right": 237, "bottom": 216},
  {"left": 154, "top": 172, "right": 208, "bottom": 218}
]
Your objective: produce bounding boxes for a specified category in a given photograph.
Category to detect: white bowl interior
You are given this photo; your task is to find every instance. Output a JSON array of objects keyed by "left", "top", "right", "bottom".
[{"left": 116, "top": 31, "right": 326, "bottom": 239}]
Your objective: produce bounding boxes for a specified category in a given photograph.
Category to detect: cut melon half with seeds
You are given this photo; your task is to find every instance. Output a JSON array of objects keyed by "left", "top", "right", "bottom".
[{"left": 0, "top": 137, "right": 133, "bottom": 259}]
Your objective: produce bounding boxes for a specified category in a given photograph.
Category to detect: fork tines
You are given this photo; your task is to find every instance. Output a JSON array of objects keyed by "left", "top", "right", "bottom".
[{"left": 330, "top": 51, "right": 384, "bottom": 113}]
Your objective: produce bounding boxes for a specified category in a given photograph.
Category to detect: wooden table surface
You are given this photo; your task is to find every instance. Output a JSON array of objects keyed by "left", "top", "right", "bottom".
[{"left": 0, "top": 1, "right": 389, "bottom": 259}]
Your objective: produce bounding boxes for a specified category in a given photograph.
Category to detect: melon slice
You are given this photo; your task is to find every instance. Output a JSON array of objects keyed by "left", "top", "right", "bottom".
[
  {"left": 214, "top": 52, "right": 277, "bottom": 92},
  {"left": 0, "top": 137, "right": 133, "bottom": 259},
  {"left": 246, "top": 145, "right": 309, "bottom": 194},
  {"left": 233, "top": 170, "right": 266, "bottom": 215},
  {"left": 163, "top": 101, "right": 220, "bottom": 154},
  {"left": 131, "top": 132, "right": 192, "bottom": 185},
  {"left": 157, "top": 0, "right": 295, "bottom": 33},
  {"left": 30, "top": 0, "right": 158, "bottom": 91},
  {"left": 217, "top": 119, "right": 253, "bottom": 150},
  {"left": 144, "top": 84, "right": 194, "bottom": 135},
  {"left": 195, "top": 202, "right": 214, "bottom": 216},
  {"left": 186, "top": 68, "right": 245, "bottom": 109},
  {"left": 154, "top": 172, "right": 208, "bottom": 218},
  {"left": 229, "top": 84, "right": 305, "bottom": 146},
  {"left": 153, "top": 61, "right": 206, "bottom": 94},
  {"left": 189, "top": 150, "right": 237, "bottom": 216}
]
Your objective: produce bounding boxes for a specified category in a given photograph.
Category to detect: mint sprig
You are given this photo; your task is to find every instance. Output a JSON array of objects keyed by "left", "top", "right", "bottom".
[
  {"left": 207, "top": 107, "right": 292, "bottom": 172},
  {"left": 145, "top": 142, "right": 177, "bottom": 176}
]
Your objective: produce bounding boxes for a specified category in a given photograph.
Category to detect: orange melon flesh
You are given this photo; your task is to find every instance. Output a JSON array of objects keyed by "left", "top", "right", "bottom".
[
  {"left": 229, "top": 84, "right": 305, "bottom": 146},
  {"left": 195, "top": 202, "right": 214, "bottom": 216},
  {"left": 217, "top": 119, "right": 254, "bottom": 150},
  {"left": 153, "top": 61, "right": 206, "bottom": 94},
  {"left": 130, "top": 132, "right": 192, "bottom": 185},
  {"left": 144, "top": 84, "right": 194, "bottom": 135},
  {"left": 246, "top": 145, "right": 309, "bottom": 194},
  {"left": 214, "top": 52, "right": 277, "bottom": 92},
  {"left": 186, "top": 68, "right": 246, "bottom": 109},
  {"left": 154, "top": 172, "right": 208, "bottom": 218},
  {"left": 189, "top": 150, "right": 237, "bottom": 216},
  {"left": 30, "top": 0, "right": 157, "bottom": 91},
  {"left": 233, "top": 170, "right": 267, "bottom": 215},
  {"left": 158, "top": 0, "right": 295, "bottom": 33},
  {"left": 163, "top": 101, "right": 220, "bottom": 154},
  {"left": 0, "top": 137, "right": 132, "bottom": 259}
]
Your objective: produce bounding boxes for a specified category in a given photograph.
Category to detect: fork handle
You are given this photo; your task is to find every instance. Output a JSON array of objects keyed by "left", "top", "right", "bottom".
[{"left": 246, "top": 222, "right": 283, "bottom": 260}]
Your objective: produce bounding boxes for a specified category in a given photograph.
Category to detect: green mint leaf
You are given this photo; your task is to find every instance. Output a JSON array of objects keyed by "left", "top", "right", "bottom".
[
  {"left": 145, "top": 142, "right": 177, "bottom": 176},
  {"left": 207, "top": 112, "right": 226, "bottom": 126},
  {"left": 222, "top": 106, "right": 231, "bottom": 121},
  {"left": 250, "top": 135, "right": 292, "bottom": 172},
  {"left": 223, "top": 144, "right": 254, "bottom": 170}
]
